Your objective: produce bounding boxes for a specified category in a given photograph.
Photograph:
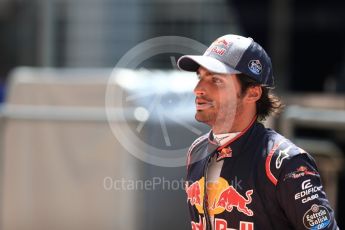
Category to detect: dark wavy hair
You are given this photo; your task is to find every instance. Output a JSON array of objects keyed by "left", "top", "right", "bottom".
[{"left": 237, "top": 73, "right": 284, "bottom": 121}]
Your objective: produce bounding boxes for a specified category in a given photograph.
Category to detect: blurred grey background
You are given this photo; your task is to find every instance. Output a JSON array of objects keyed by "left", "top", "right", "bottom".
[{"left": 0, "top": 0, "right": 345, "bottom": 229}]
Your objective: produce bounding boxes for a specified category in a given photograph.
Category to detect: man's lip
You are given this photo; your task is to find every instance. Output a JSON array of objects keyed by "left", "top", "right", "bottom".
[
  {"left": 196, "top": 103, "right": 213, "bottom": 110},
  {"left": 195, "top": 99, "right": 213, "bottom": 110},
  {"left": 195, "top": 98, "right": 212, "bottom": 104}
]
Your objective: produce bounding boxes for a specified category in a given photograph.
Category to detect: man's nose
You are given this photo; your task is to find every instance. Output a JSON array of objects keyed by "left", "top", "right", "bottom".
[
  {"left": 194, "top": 81, "right": 206, "bottom": 96},
  {"left": 194, "top": 89, "right": 205, "bottom": 96}
]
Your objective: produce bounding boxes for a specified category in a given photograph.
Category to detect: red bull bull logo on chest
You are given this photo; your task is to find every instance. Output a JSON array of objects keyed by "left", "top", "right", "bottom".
[
  {"left": 186, "top": 177, "right": 254, "bottom": 216},
  {"left": 217, "top": 186, "right": 253, "bottom": 216},
  {"left": 186, "top": 181, "right": 202, "bottom": 206}
]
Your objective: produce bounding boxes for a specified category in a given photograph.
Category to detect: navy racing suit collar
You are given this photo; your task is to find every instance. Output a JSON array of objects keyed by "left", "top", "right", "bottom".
[{"left": 207, "top": 116, "right": 258, "bottom": 160}]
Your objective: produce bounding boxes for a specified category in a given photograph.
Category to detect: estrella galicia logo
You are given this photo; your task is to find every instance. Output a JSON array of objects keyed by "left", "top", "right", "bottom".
[
  {"left": 303, "top": 204, "right": 331, "bottom": 229},
  {"left": 248, "top": 60, "right": 262, "bottom": 75}
]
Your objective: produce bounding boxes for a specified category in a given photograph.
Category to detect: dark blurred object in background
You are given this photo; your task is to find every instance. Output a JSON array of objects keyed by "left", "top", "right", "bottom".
[
  {"left": 231, "top": 0, "right": 345, "bottom": 92},
  {"left": 1, "top": 0, "right": 345, "bottom": 93},
  {"left": 290, "top": 0, "right": 345, "bottom": 92}
]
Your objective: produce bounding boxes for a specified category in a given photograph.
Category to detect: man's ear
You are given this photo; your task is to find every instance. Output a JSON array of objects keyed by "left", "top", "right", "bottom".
[{"left": 245, "top": 85, "right": 262, "bottom": 103}]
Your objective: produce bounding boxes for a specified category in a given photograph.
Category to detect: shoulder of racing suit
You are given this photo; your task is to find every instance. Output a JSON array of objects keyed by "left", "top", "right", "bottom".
[
  {"left": 264, "top": 132, "right": 308, "bottom": 186},
  {"left": 186, "top": 132, "right": 209, "bottom": 169}
]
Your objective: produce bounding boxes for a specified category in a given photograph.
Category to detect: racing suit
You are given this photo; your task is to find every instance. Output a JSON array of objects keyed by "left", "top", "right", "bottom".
[{"left": 185, "top": 119, "right": 339, "bottom": 230}]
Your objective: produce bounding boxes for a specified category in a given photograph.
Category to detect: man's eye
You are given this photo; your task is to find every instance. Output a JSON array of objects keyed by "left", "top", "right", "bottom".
[{"left": 212, "top": 77, "right": 222, "bottom": 83}]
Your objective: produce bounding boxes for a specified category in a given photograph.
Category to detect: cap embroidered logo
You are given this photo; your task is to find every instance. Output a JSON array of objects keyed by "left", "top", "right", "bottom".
[
  {"left": 211, "top": 46, "right": 226, "bottom": 56},
  {"left": 215, "top": 38, "right": 231, "bottom": 48},
  {"left": 248, "top": 60, "right": 262, "bottom": 75}
]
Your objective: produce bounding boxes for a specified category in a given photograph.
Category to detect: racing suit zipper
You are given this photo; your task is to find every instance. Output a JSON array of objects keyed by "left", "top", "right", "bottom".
[{"left": 203, "top": 154, "right": 212, "bottom": 230}]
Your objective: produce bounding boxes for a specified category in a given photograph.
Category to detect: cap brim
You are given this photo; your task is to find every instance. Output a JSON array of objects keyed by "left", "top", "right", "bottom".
[{"left": 177, "top": 55, "right": 241, "bottom": 74}]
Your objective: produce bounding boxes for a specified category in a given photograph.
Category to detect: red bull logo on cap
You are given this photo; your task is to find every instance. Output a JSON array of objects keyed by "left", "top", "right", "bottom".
[
  {"left": 215, "top": 38, "right": 231, "bottom": 48},
  {"left": 210, "top": 46, "right": 226, "bottom": 56},
  {"left": 185, "top": 177, "right": 254, "bottom": 217},
  {"left": 204, "top": 38, "right": 231, "bottom": 57}
]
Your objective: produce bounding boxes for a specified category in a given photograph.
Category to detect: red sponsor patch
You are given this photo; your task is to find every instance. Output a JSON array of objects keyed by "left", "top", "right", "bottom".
[
  {"left": 283, "top": 166, "right": 319, "bottom": 181},
  {"left": 217, "top": 147, "right": 232, "bottom": 161}
]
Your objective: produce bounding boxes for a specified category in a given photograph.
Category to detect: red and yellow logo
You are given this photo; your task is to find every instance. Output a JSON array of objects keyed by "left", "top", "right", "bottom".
[{"left": 186, "top": 177, "right": 253, "bottom": 216}]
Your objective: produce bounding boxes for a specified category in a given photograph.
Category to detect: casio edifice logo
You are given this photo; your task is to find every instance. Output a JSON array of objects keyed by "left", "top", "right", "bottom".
[{"left": 295, "top": 179, "right": 322, "bottom": 203}]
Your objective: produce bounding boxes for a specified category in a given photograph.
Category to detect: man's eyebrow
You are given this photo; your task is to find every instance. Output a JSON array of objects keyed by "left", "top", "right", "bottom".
[{"left": 196, "top": 70, "right": 213, "bottom": 78}]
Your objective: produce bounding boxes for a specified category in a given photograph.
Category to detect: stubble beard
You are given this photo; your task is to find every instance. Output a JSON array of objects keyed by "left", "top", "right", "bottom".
[
  {"left": 195, "top": 99, "right": 243, "bottom": 133},
  {"left": 195, "top": 109, "right": 216, "bottom": 126}
]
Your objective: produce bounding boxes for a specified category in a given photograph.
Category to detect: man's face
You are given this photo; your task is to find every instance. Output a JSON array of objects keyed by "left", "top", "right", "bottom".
[{"left": 194, "top": 67, "right": 244, "bottom": 131}]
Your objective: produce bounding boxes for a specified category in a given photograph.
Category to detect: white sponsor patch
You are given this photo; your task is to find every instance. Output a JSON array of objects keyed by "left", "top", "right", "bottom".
[
  {"left": 303, "top": 204, "right": 331, "bottom": 229},
  {"left": 302, "top": 179, "right": 312, "bottom": 190},
  {"left": 295, "top": 179, "right": 322, "bottom": 204},
  {"left": 275, "top": 146, "right": 291, "bottom": 169}
]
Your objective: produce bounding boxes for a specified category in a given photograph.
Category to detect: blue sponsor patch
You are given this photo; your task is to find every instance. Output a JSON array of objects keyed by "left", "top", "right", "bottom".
[{"left": 248, "top": 60, "right": 262, "bottom": 75}]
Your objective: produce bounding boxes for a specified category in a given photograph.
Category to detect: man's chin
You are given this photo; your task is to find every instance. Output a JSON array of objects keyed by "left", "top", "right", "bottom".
[{"left": 195, "top": 111, "right": 213, "bottom": 125}]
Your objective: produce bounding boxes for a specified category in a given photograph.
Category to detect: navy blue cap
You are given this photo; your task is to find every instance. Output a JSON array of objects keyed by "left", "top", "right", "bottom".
[{"left": 177, "top": 34, "right": 274, "bottom": 87}]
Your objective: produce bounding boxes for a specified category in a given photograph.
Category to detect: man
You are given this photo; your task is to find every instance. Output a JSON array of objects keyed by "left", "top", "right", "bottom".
[{"left": 177, "top": 34, "right": 339, "bottom": 230}]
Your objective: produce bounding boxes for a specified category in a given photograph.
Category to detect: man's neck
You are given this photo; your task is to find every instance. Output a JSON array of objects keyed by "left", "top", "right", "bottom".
[
  {"left": 212, "top": 114, "right": 257, "bottom": 134},
  {"left": 213, "top": 132, "right": 240, "bottom": 146}
]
